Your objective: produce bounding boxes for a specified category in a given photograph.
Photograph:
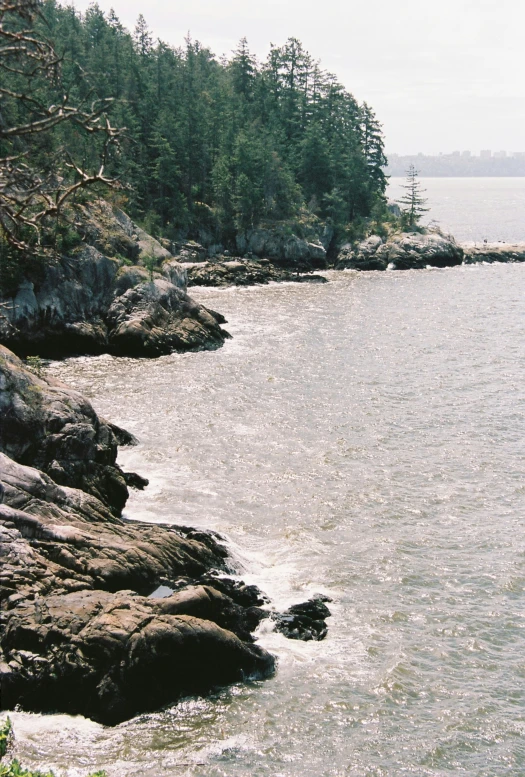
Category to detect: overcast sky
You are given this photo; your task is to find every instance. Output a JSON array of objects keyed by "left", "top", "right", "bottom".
[{"left": 69, "top": 0, "right": 525, "bottom": 155}]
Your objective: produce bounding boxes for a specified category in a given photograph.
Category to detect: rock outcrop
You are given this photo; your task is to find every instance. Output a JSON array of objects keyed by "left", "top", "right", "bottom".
[
  {"left": 0, "top": 201, "right": 228, "bottom": 358},
  {"left": 1, "top": 586, "right": 273, "bottom": 725},
  {"left": 184, "top": 257, "right": 327, "bottom": 287},
  {"left": 336, "top": 231, "right": 464, "bottom": 271},
  {"left": 463, "top": 242, "right": 525, "bottom": 264},
  {"left": 0, "top": 345, "right": 128, "bottom": 514},
  {"left": 235, "top": 228, "right": 328, "bottom": 270},
  {"left": 105, "top": 278, "right": 228, "bottom": 357},
  {"left": 0, "top": 347, "right": 276, "bottom": 723},
  {"left": 0, "top": 347, "right": 332, "bottom": 725}
]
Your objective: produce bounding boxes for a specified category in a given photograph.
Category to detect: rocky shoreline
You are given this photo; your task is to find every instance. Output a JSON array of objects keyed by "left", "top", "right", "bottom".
[
  {"left": 3, "top": 199, "right": 523, "bottom": 360},
  {"left": 1, "top": 200, "right": 524, "bottom": 728},
  {"left": 0, "top": 346, "right": 330, "bottom": 725}
]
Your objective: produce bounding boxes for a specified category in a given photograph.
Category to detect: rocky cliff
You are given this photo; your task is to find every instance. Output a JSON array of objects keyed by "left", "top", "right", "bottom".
[{"left": 0, "top": 201, "right": 229, "bottom": 358}]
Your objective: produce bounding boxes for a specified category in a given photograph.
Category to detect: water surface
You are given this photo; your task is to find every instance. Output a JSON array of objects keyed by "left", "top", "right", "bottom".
[
  {"left": 13, "top": 263, "right": 525, "bottom": 776},
  {"left": 387, "top": 177, "right": 525, "bottom": 243}
]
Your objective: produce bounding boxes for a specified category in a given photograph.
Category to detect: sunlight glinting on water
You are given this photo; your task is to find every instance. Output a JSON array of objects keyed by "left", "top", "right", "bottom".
[{"left": 33, "top": 257, "right": 525, "bottom": 777}]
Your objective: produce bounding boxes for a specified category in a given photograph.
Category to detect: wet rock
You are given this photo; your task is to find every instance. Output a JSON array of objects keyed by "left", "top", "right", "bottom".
[
  {"left": 123, "top": 472, "right": 149, "bottom": 490},
  {"left": 185, "top": 258, "right": 327, "bottom": 288},
  {"left": 107, "top": 422, "right": 138, "bottom": 447},
  {"left": 0, "top": 453, "right": 226, "bottom": 601},
  {"left": 198, "top": 573, "right": 270, "bottom": 608},
  {"left": 1, "top": 588, "right": 274, "bottom": 725},
  {"left": 0, "top": 449, "right": 275, "bottom": 723},
  {"left": 185, "top": 258, "right": 294, "bottom": 287},
  {"left": 273, "top": 595, "right": 332, "bottom": 641},
  {"left": 0, "top": 345, "right": 277, "bottom": 724}
]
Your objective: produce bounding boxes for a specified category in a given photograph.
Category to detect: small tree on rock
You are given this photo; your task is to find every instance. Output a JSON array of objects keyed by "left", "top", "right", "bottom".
[{"left": 397, "top": 165, "right": 429, "bottom": 229}]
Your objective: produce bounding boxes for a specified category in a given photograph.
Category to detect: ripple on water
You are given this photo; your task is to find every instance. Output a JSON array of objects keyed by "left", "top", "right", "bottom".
[{"left": 29, "top": 263, "right": 525, "bottom": 776}]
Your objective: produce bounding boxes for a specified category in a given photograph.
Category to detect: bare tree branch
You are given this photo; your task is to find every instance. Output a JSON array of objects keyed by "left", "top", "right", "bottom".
[{"left": 0, "top": 0, "right": 123, "bottom": 254}]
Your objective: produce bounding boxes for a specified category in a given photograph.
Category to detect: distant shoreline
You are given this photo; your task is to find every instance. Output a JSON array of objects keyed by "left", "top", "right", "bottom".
[
  {"left": 386, "top": 157, "right": 525, "bottom": 177},
  {"left": 388, "top": 173, "right": 525, "bottom": 178}
]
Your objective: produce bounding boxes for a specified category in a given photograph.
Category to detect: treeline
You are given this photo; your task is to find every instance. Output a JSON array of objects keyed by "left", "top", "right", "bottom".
[{"left": 5, "top": 1, "right": 388, "bottom": 243}]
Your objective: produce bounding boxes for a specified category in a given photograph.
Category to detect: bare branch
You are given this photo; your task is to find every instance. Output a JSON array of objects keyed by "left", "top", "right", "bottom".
[{"left": 0, "top": 0, "right": 124, "bottom": 255}]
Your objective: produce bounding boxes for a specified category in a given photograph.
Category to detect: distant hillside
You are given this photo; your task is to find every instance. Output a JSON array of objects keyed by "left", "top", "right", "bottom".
[{"left": 387, "top": 154, "right": 525, "bottom": 177}]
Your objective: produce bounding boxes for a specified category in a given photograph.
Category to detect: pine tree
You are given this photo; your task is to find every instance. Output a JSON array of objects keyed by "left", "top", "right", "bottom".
[{"left": 397, "top": 165, "right": 429, "bottom": 228}]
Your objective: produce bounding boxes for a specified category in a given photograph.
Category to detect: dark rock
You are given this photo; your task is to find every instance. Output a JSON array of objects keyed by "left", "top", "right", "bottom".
[
  {"left": 0, "top": 346, "right": 128, "bottom": 515},
  {"left": 107, "top": 422, "right": 138, "bottom": 447},
  {"left": 183, "top": 530, "right": 229, "bottom": 559},
  {"left": 1, "top": 588, "right": 274, "bottom": 725},
  {"left": 185, "top": 259, "right": 296, "bottom": 287},
  {"left": 123, "top": 471, "right": 149, "bottom": 490},
  {"left": 106, "top": 279, "right": 230, "bottom": 357},
  {"left": 185, "top": 258, "right": 329, "bottom": 288},
  {"left": 272, "top": 595, "right": 332, "bottom": 641},
  {"left": 0, "top": 347, "right": 277, "bottom": 724},
  {"left": 0, "top": 453, "right": 227, "bottom": 601},
  {"left": 199, "top": 573, "right": 270, "bottom": 607},
  {"left": 294, "top": 274, "right": 328, "bottom": 283}
]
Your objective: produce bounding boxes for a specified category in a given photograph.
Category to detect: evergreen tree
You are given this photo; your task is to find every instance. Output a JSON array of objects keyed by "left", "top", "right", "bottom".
[
  {"left": 397, "top": 165, "right": 429, "bottom": 228},
  {"left": 2, "top": 3, "right": 389, "bottom": 243}
]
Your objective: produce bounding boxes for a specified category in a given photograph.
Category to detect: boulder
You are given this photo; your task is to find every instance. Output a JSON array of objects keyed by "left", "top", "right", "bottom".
[
  {"left": 0, "top": 347, "right": 127, "bottom": 514},
  {"left": 272, "top": 595, "right": 332, "bottom": 641},
  {"left": 106, "top": 278, "right": 229, "bottom": 357},
  {"left": 1, "top": 588, "right": 274, "bottom": 725}
]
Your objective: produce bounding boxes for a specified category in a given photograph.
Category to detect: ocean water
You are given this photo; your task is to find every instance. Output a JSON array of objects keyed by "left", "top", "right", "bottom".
[
  {"left": 387, "top": 177, "right": 525, "bottom": 243},
  {"left": 8, "top": 183, "right": 525, "bottom": 776}
]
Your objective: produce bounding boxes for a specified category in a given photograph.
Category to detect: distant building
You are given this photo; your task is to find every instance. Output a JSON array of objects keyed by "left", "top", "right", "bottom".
[
  {"left": 480, "top": 150, "right": 492, "bottom": 159},
  {"left": 451, "top": 150, "right": 460, "bottom": 156},
  {"left": 512, "top": 151, "right": 525, "bottom": 160},
  {"left": 461, "top": 150, "right": 471, "bottom": 158},
  {"left": 494, "top": 150, "right": 507, "bottom": 158}
]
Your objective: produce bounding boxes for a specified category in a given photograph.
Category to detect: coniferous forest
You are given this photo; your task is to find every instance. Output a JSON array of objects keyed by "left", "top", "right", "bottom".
[{"left": 1, "top": 0, "right": 388, "bottom": 250}]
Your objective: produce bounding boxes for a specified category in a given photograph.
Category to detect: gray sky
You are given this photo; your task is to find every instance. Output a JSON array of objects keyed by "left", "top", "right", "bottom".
[{"left": 70, "top": 0, "right": 525, "bottom": 155}]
